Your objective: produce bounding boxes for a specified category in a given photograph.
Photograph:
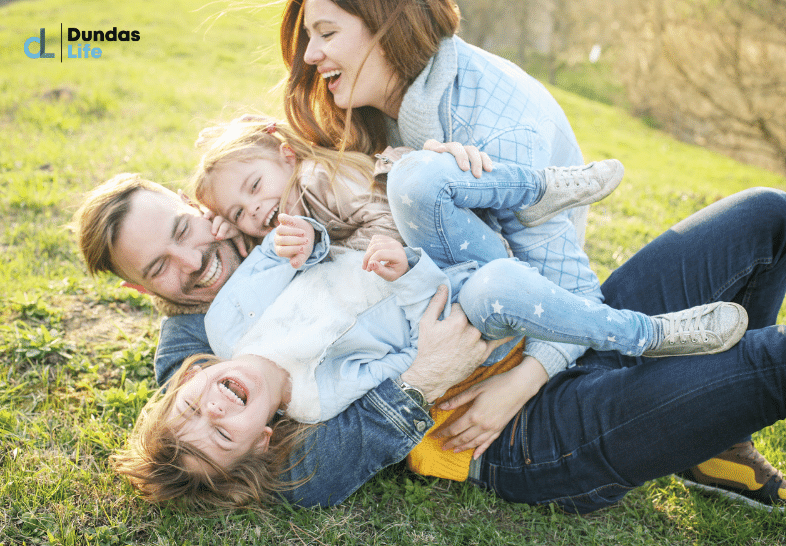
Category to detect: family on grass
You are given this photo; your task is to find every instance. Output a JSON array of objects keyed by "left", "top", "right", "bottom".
[{"left": 74, "top": 0, "right": 786, "bottom": 513}]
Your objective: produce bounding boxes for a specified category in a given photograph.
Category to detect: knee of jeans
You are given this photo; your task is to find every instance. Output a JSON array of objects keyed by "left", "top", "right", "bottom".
[
  {"left": 749, "top": 187, "right": 786, "bottom": 231},
  {"left": 387, "top": 150, "right": 462, "bottom": 202}
]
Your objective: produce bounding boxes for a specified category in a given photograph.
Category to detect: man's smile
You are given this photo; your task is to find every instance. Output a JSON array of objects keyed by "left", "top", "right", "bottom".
[{"left": 195, "top": 252, "right": 223, "bottom": 289}]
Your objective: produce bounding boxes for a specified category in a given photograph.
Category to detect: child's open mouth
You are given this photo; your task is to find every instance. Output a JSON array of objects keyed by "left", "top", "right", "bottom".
[
  {"left": 219, "top": 378, "right": 247, "bottom": 405},
  {"left": 264, "top": 205, "right": 280, "bottom": 228}
]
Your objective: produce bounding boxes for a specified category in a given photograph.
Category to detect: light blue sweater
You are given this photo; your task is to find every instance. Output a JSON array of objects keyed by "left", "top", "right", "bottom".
[{"left": 387, "top": 36, "right": 599, "bottom": 377}]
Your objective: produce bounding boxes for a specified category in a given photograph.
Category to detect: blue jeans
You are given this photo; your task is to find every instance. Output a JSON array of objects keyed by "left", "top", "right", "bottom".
[
  {"left": 387, "top": 150, "right": 657, "bottom": 356},
  {"left": 471, "top": 187, "right": 786, "bottom": 513},
  {"left": 459, "top": 259, "right": 655, "bottom": 354}
]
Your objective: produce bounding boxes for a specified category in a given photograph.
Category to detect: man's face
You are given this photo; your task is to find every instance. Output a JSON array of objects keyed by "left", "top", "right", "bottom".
[{"left": 112, "top": 189, "right": 242, "bottom": 305}]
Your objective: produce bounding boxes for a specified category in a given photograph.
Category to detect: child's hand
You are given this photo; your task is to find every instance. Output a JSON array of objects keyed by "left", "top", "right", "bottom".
[
  {"left": 202, "top": 210, "right": 249, "bottom": 257},
  {"left": 275, "top": 214, "right": 315, "bottom": 268},
  {"left": 422, "top": 139, "right": 493, "bottom": 178},
  {"left": 362, "top": 235, "right": 410, "bottom": 281}
]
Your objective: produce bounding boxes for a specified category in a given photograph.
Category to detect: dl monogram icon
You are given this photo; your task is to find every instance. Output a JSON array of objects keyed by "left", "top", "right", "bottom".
[{"left": 24, "top": 28, "right": 54, "bottom": 59}]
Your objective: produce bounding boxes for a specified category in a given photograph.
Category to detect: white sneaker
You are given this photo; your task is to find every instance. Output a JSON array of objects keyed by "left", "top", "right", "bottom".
[
  {"left": 643, "top": 302, "right": 748, "bottom": 357},
  {"left": 516, "top": 159, "right": 624, "bottom": 227}
]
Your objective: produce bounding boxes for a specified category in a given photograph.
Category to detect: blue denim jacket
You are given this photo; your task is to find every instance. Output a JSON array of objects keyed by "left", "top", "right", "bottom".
[{"left": 152, "top": 223, "right": 474, "bottom": 505}]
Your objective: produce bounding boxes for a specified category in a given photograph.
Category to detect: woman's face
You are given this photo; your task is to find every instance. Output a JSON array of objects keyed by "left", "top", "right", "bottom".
[{"left": 302, "top": 0, "right": 401, "bottom": 117}]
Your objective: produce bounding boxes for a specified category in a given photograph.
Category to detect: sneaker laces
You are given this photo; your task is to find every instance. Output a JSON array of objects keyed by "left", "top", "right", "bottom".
[
  {"left": 662, "top": 304, "right": 713, "bottom": 344},
  {"left": 549, "top": 165, "right": 593, "bottom": 189},
  {"left": 734, "top": 441, "right": 785, "bottom": 485}
]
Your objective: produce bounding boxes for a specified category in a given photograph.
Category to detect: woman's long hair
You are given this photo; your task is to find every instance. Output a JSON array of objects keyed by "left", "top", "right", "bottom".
[{"left": 280, "top": 0, "right": 460, "bottom": 155}]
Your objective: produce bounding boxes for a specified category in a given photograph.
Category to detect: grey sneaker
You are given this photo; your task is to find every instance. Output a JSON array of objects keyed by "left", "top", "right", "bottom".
[
  {"left": 516, "top": 159, "right": 624, "bottom": 227},
  {"left": 643, "top": 302, "right": 748, "bottom": 357}
]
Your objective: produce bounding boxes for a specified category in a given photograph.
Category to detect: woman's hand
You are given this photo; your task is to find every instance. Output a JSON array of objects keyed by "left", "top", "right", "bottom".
[
  {"left": 434, "top": 356, "right": 549, "bottom": 459},
  {"left": 401, "top": 286, "right": 510, "bottom": 402},
  {"left": 274, "top": 214, "right": 315, "bottom": 268},
  {"left": 422, "top": 139, "right": 493, "bottom": 178},
  {"left": 362, "top": 235, "right": 409, "bottom": 281}
]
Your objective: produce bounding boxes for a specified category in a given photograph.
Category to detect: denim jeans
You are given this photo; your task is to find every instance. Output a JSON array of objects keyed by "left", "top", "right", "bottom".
[
  {"left": 459, "top": 259, "right": 655, "bottom": 355},
  {"left": 386, "top": 150, "right": 542, "bottom": 267},
  {"left": 470, "top": 187, "right": 786, "bottom": 513},
  {"left": 387, "top": 150, "right": 657, "bottom": 356}
]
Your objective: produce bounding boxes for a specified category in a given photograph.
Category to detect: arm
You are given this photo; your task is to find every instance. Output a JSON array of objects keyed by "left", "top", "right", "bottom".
[
  {"left": 154, "top": 313, "right": 211, "bottom": 386},
  {"left": 311, "top": 239, "right": 452, "bottom": 421},
  {"left": 204, "top": 218, "right": 331, "bottom": 359},
  {"left": 434, "top": 355, "right": 548, "bottom": 457}
]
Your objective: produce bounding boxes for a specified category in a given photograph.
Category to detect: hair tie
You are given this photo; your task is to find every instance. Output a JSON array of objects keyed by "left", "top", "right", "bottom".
[{"left": 265, "top": 122, "right": 277, "bottom": 134}]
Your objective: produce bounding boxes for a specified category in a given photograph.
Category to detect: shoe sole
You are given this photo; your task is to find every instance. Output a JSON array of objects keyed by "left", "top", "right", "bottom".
[
  {"left": 675, "top": 475, "right": 786, "bottom": 513},
  {"left": 522, "top": 159, "right": 625, "bottom": 227}
]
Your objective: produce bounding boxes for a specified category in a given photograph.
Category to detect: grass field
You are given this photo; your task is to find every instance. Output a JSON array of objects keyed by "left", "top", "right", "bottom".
[{"left": 3, "top": 1, "right": 786, "bottom": 544}]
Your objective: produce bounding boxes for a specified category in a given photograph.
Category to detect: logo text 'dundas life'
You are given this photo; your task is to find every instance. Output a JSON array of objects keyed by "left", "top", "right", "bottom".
[{"left": 24, "top": 27, "right": 140, "bottom": 59}]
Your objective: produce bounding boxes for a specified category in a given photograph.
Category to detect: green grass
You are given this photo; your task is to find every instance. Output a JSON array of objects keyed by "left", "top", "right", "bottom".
[{"left": 3, "top": 1, "right": 786, "bottom": 544}]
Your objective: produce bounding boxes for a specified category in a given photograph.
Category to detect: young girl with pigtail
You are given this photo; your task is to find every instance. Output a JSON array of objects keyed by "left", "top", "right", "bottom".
[{"left": 192, "top": 115, "right": 401, "bottom": 262}]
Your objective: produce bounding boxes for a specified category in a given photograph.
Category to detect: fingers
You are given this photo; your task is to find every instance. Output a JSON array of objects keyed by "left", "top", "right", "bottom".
[
  {"left": 213, "top": 219, "right": 234, "bottom": 240},
  {"left": 274, "top": 213, "right": 314, "bottom": 268},
  {"left": 234, "top": 234, "right": 249, "bottom": 258},
  {"left": 422, "top": 139, "right": 447, "bottom": 153},
  {"left": 437, "top": 388, "right": 475, "bottom": 412},
  {"left": 277, "top": 213, "right": 303, "bottom": 230},
  {"left": 421, "top": 140, "right": 493, "bottom": 178},
  {"left": 362, "top": 235, "right": 397, "bottom": 268},
  {"left": 481, "top": 336, "right": 514, "bottom": 361},
  {"left": 274, "top": 214, "right": 309, "bottom": 246},
  {"left": 422, "top": 285, "right": 450, "bottom": 322},
  {"left": 468, "top": 148, "right": 494, "bottom": 178},
  {"left": 363, "top": 235, "right": 408, "bottom": 281},
  {"left": 438, "top": 421, "right": 501, "bottom": 456}
]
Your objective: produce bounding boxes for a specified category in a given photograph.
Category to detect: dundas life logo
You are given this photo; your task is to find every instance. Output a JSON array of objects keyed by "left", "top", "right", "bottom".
[{"left": 24, "top": 25, "right": 141, "bottom": 60}]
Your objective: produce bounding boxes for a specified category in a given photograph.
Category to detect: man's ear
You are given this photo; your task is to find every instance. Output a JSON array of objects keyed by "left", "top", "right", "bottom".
[
  {"left": 177, "top": 189, "right": 200, "bottom": 210},
  {"left": 121, "top": 281, "right": 153, "bottom": 295}
]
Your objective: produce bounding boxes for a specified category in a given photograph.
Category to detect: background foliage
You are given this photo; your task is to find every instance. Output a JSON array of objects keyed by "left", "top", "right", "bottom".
[{"left": 456, "top": 0, "right": 786, "bottom": 176}]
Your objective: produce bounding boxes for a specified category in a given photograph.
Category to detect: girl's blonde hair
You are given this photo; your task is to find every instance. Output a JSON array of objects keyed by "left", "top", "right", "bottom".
[
  {"left": 192, "top": 115, "right": 375, "bottom": 223},
  {"left": 111, "top": 353, "right": 314, "bottom": 509},
  {"left": 280, "top": 0, "right": 461, "bottom": 155}
]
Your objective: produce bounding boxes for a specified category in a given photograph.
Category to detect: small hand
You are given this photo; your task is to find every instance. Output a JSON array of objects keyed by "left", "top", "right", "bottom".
[
  {"left": 202, "top": 209, "right": 249, "bottom": 257},
  {"left": 274, "top": 213, "right": 315, "bottom": 268},
  {"left": 362, "top": 235, "right": 409, "bottom": 281},
  {"left": 422, "top": 139, "right": 493, "bottom": 178},
  {"left": 434, "top": 356, "right": 548, "bottom": 459}
]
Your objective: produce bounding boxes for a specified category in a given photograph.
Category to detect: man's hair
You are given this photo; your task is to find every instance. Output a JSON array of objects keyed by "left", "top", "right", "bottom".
[
  {"left": 280, "top": 0, "right": 461, "bottom": 155},
  {"left": 74, "top": 173, "right": 162, "bottom": 279},
  {"left": 111, "top": 354, "right": 314, "bottom": 509}
]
